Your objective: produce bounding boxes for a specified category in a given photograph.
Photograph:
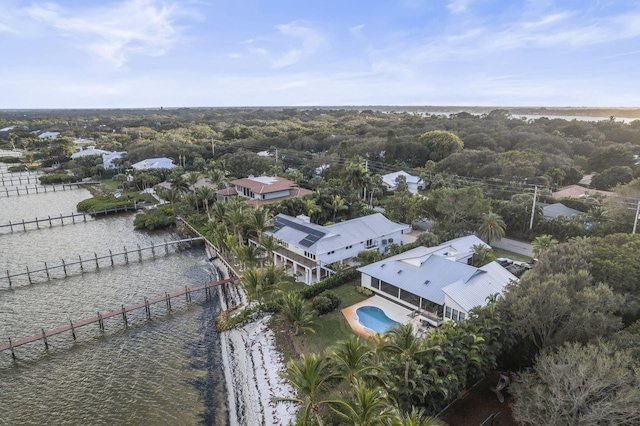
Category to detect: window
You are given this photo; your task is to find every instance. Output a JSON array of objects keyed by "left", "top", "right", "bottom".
[
  {"left": 459, "top": 312, "right": 466, "bottom": 321},
  {"left": 366, "top": 239, "right": 375, "bottom": 247},
  {"left": 452, "top": 309, "right": 459, "bottom": 321},
  {"left": 445, "top": 306, "right": 451, "bottom": 319},
  {"left": 400, "top": 289, "right": 420, "bottom": 307},
  {"left": 371, "top": 277, "right": 380, "bottom": 289},
  {"left": 327, "top": 250, "right": 335, "bottom": 255},
  {"left": 345, "top": 245, "right": 353, "bottom": 250},
  {"left": 304, "top": 251, "right": 316, "bottom": 260},
  {"left": 380, "top": 281, "right": 399, "bottom": 298}
]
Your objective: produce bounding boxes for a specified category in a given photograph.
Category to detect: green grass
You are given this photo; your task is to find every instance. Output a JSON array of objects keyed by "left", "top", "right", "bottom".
[{"left": 295, "top": 279, "right": 369, "bottom": 355}]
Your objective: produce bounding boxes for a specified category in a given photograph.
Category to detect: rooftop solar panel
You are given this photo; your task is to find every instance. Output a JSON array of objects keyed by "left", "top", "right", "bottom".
[{"left": 274, "top": 216, "right": 326, "bottom": 248}]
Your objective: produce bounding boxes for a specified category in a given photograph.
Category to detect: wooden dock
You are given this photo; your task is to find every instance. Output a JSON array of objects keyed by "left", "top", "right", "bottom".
[
  {"left": 0, "top": 183, "right": 84, "bottom": 197},
  {"left": 0, "top": 175, "right": 40, "bottom": 186},
  {"left": 0, "top": 276, "right": 239, "bottom": 359},
  {"left": 0, "top": 212, "right": 92, "bottom": 233},
  {"left": 1, "top": 237, "right": 205, "bottom": 288}
]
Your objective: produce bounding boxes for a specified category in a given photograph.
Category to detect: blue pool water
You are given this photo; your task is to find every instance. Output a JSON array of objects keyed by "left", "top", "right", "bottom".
[{"left": 356, "top": 306, "right": 400, "bottom": 334}]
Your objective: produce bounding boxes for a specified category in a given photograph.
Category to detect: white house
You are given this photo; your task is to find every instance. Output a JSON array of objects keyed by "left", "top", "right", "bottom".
[
  {"left": 70, "top": 146, "right": 110, "bottom": 159},
  {"left": 265, "top": 213, "right": 410, "bottom": 284},
  {"left": 381, "top": 171, "right": 424, "bottom": 194},
  {"left": 131, "top": 157, "right": 176, "bottom": 170},
  {"left": 357, "top": 235, "right": 517, "bottom": 326}
]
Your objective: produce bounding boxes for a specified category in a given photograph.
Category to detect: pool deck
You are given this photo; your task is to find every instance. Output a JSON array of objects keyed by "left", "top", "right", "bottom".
[{"left": 342, "top": 295, "right": 424, "bottom": 339}]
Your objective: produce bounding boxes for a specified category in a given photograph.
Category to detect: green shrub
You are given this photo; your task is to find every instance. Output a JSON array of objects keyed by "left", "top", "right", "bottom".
[
  {"left": 0, "top": 156, "right": 21, "bottom": 163},
  {"left": 133, "top": 206, "right": 175, "bottom": 230},
  {"left": 39, "top": 174, "right": 79, "bottom": 184},
  {"left": 312, "top": 290, "right": 340, "bottom": 315}
]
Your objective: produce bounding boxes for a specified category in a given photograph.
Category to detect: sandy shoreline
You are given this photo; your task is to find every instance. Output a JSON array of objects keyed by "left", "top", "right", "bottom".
[{"left": 213, "top": 257, "right": 297, "bottom": 426}]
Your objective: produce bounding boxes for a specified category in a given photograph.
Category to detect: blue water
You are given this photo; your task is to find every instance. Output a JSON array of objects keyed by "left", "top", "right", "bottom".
[{"left": 356, "top": 306, "right": 399, "bottom": 334}]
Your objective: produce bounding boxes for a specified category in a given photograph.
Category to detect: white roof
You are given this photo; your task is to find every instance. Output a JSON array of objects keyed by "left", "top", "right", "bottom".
[
  {"left": 381, "top": 171, "right": 424, "bottom": 193},
  {"left": 38, "top": 131, "right": 60, "bottom": 139},
  {"left": 131, "top": 157, "right": 176, "bottom": 170},
  {"left": 71, "top": 146, "right": 110, "bottom": 159},
  {"left": 358, "top": 236, "right": 515, "bottom": 308},
  {"left": 269, "top": 213, "right": 410, "bottom": 255},
  {"left": 0, "top": 126, "right": 16, "bottom": 132}
]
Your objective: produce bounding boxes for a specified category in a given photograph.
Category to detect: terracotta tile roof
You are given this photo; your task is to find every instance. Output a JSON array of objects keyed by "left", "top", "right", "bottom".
[
  {"left": 552, "top": 184, "right": 616, "bottom": 199},
  {"left": 230, "top": 176, "right": 301, "bottom": 194},
  {"left": 217, "top": 187, "right": 237, "bottom": 196}
]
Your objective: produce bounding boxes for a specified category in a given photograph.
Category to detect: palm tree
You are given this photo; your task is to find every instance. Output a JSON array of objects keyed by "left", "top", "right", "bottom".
[
  {"left": 277, "top": 354, "right": 337, "bottom": 426},
  {"left": 234, "top": 244, "right": 263, "bottom": 270},
  {"left": 211, "top": 202, "right": 227, "bottom": 228},
  {"left": 381, "top": 323, "right": 434, "bottom": 389},
  {"left": 342, "top": 158, "right": 370, "bottom": 199},
  {"left": 471, "top": 243, "right": 496, "bottom": 267},
  {"left": 302, "top": 198, "right": 321, "bottom": 222},
  {"left": 327, "top": 336, "right": 379, "bottom": 384},
  {"left": 532, "top": 234, "right": 558, "bottom": 258},
  {"left": 329, "top": 380, "right": 396, "bottom": 426},
  {"left": 169, "top": 175, "right": 190, "bottom": 193},
  {"left": 187, "top": 171, "right": 200, "bottom": 189},
  {"left": 477, "top": 212, "right": 506, "bottom": 245},
  {"left": 393, "top": 407, "right": 446, "bottom": 426},
  {"left": 225, "top": 199, "right": 247, "bottom": 244},
  {"left": 326, "top": 194, "right": 349, "bottom": 221},
  {"left": 259, "top": 234, "right": 280, "bottom": 265},
  {"left": 247, "top": 207, "right": 274, "bottom": 242},
  {"left": 277, "top": 293, "right": 316, "bottom": 336}
]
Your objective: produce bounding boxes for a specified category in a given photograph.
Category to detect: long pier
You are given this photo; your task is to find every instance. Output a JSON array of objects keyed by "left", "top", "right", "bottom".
[
  {"left": 0, "top": 183, "right": 85, "bottom": 197},
  {"left": 0, "top": 276, "right": 239, "bottom": 359},
  {"left": 0, "top": 212, "right": 92, "bottom": 233},
  {"left": 1, "top": 237, "right": 205, "bottom": 288},
  {"left": 0, "top": 175, "right": 40, "bottom": 186}
]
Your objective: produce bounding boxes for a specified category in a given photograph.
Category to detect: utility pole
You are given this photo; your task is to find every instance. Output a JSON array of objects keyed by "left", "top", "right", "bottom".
[
  {"left": 529, "top": 185, "right": 538, "bottom": 230},
  {"left": 633, "top": 200, "right": 640, "bottom": 234}
]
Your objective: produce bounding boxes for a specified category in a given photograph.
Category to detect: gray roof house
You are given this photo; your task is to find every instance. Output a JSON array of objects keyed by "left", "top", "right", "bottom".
[
  {"left": 381, "top": 171, "right": 424, "bottom": 194},
  {"left": 264, "top": 213, "right": 410, "bottom": 285},
  {"left": 541, "top": 202, "right": 583, "bottom": 219},
  {"left": 131, "top": 157, "right": 176, "bottom": 170},
  {"left": 357, "top": 235, "right": 517, "bottom": 326}
]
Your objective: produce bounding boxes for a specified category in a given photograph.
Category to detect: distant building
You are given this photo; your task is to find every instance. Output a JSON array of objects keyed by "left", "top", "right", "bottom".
[
  {"left": 381, "top": 171, "right": 424, "bottom": 194},
  {"left": 541, "top": 203, "right": 583, "bottom": 219},
  {"left": 552, "top": 184, "right": 615, "bottom": 199},
  {"left": 131, "top": 157, "right": 176, "bottom": 170},
  {"left": 217, "top": 175, "right": 312, "bottom": 207},
  {"left": 70, "top": 146, "right": 110, "bottom": 159},
  {"left": 37, "top": 131, "right": 60, "bottom": 139}
]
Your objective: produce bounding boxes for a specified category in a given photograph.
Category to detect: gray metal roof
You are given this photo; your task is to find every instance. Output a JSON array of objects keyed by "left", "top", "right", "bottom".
[
  {"left": 442, "top": 262, "right": 517, "bottom": 311},
  {"left": 269, "top": 213, "right": 409, "bottom": 255},
  {"left": 358, "top": 236, "right": 516, "bottom": 308},
  {"left": 542, "top": 203, "right": 583, "bottom": 219}
]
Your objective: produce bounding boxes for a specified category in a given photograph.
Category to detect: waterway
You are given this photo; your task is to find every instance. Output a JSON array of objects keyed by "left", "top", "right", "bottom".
[{"left": 0, "top": 164, "right": 228, "bottom": 425}]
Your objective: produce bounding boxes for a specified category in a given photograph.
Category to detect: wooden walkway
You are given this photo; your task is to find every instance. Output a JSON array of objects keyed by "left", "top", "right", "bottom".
[{"left": 0, "top": 276, "right": 238, "bottom": 359}]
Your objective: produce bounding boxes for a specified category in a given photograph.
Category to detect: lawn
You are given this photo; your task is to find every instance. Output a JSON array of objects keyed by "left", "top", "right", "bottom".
[{"left": 273, "top": 279, "right": 370, "bottom": 360}]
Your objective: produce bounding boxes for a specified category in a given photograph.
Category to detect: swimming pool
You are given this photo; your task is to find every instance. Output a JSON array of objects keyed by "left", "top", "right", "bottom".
[{"left": 356, "top": 306, "right": 400, "bottom": 334}]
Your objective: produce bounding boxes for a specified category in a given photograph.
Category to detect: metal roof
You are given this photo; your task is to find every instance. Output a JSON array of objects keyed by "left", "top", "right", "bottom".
[
  {"left": 268, "top": 213, "right": 409, "bottom": 255},
  {"left": 358, "top": 236, "right": 516, "bottom": 308}
]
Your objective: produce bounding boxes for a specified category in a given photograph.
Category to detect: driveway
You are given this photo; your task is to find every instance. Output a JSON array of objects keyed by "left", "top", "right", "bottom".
[{"left": 491, "top": 237, "right": 534, "bottom": 258}]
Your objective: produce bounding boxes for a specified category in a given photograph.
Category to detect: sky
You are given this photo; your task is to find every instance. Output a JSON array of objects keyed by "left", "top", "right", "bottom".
[{"left": 0, "top": 0, "right": 639, "bottom": 108}]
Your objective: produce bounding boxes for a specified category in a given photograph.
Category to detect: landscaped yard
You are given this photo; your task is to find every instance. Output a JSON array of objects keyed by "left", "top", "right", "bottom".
[
  {"left": 272, "top": 278, "right": 370, "bottom": 360},
  {"left": 492, "top": 247, "right": 532, "bottom": 262}
]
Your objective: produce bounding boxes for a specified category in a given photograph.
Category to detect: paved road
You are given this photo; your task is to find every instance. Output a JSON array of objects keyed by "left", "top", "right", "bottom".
[{"left": 491, "top": 237, "right": 534, "bottom": 258}]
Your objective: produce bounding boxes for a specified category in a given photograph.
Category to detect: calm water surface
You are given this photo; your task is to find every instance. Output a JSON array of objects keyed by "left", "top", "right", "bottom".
[{"left": 0, "top": 165, "right": 228, "bottom": 425}]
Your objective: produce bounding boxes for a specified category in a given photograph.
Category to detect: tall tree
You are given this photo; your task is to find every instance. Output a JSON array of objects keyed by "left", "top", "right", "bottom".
[
  {"left": 476, "top": 212, "right": 506, "bottom": 245},
  {"left": 511, "top": 342, "right": 640, "bottom": 426}
]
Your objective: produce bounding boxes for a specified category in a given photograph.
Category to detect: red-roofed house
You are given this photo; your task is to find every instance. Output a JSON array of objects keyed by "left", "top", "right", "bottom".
[{"left": 217, "top": 175, "right": 312, "bottom": 206}]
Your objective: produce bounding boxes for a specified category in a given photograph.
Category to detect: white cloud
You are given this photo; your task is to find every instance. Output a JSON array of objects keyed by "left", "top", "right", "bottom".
[
  {"left": 24, "top": 0, "right": 198, "bottom": 67},
  {"left": 349, "top": 24, "right": 365, "bottom": 38},
  {"left": 271, "top": 21, "right": 327, "bottom": 68},
  {"left": 447, "top": 0, "right": 474, "bottom": 14}
]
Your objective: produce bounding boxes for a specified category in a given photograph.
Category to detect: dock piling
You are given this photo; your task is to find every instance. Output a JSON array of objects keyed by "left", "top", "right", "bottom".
[
  {"left": 122, "top": 305, "right": 128, "bottom": 328},
  {"left": 137, "top": 244, "right": 142, "bottom": 262},
  {"left": 26, "top": 266, "right": 32, "bottom": 284},
  {"left": 9, "top": 338, "right": 15, "bottom": 360},
  {"left": 78, "top": 255, "right": 84, "bottom": 272},
  {"left": 165, "top": 293, "right": 171, "bottom": 312},
  {"left": 144, "top": 298, "right": 151, "bottom": 320},
  {"left": 44, "top": 262, "right": 50, "bottom": 281},
  {"left": 98, "top": 312, "right": 104, "bottom": 331},
  {"left": 94, "top": 253, "right": 99, "bottom": 269},
  {"left": 42, "top": 329, "right": 48, "bottom": 350},
  {"left": 62, "top": 259, "right": 67, "bottom": 277},
  {"left": 70, "top": 320, "right": 76, "bottom": 340}
]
